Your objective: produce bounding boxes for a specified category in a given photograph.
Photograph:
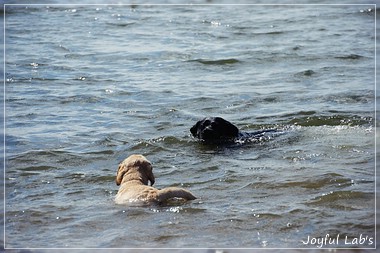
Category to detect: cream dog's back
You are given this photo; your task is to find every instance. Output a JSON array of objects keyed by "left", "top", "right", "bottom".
[{"left": 115, "top": 154, "right": 196, "bottom": 205}]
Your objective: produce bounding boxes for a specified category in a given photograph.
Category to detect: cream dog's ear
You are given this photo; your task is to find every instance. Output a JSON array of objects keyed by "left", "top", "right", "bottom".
[
  {"left": 146, "top": 163, "right": 155, "bottom": 186},
  {"left": 115, "top": 162, "right": 128, "bottom": 186}
]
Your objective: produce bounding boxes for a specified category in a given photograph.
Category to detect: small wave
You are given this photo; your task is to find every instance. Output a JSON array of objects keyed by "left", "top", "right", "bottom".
[
  {"left": 307, "top": 190, "right": 373, "bottom": 210},
  {"left": 302, "top": 69, "right": 315, "bottom": 76},
  {"left": 133, "top": 136, "right": 190, "bottom": 147},
  {"left": 287, "top": 114, "right": 373, "bottom": 127},
  {"left": 275, "top": 173, "right": 353, "bottom": 190},
  {"left": 255, "top": 31, "right": 284, "bottom": 35},
  {"left": 8, "top": 149, "right": 94, "bottom": 169},
  {"left": 18, "top": 165, "right": 55, "bottom": 172},
  {"left": 130, "top": 137, "right": 186, "bottom": 152},
  {"left": 295, "top": 69, "right": 316, "bottom": 76},
  {"left": 59, "top": 95, "right": 102, "bottom": 104},
  {"left": 106, "top": 22, "right": 136, "bottom": 27},
  {"left": 335, "top": 54, "right": 364, "bottom": 60},
  {"left": 323, "top": 91, "right": 374, "bottom": 105},
  {"left": 188, "top": 58, "right": 240, "bottom": 65}
]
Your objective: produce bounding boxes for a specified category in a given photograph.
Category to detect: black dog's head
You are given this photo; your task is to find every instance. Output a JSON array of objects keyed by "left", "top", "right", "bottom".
[{"left": 190, "top": 117, "right": 239, "bottom": 142}]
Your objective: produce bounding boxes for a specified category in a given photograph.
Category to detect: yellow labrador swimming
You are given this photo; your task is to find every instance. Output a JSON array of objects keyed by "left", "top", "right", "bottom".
[{"left": 115, "top": 154, "right": 196, "bottom": 205}]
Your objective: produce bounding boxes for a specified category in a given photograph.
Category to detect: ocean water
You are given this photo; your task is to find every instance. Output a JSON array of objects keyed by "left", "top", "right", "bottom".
[{"left": 2, "top": 1, "right": 377, "bottom": 251}]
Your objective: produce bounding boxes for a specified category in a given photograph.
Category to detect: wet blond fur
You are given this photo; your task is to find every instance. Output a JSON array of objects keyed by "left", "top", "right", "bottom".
[{"left": 115, "top": 154, "right": 196, "bottom": 205}]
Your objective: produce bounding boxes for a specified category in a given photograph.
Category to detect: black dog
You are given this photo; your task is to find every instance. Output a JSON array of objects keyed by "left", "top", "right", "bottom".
[{"left": 190, "top": 117, "right": 277, "bottom": 143}]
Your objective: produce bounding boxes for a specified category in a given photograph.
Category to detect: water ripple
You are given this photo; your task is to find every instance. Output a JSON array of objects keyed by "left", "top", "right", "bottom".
[{"left": 188, "top": 58, "right": 240, "bottom": 65}]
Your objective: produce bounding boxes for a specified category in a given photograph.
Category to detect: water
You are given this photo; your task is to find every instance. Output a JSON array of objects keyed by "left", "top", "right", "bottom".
[{"left": 3, "top": 1, "right": 377, "bottom": 250}]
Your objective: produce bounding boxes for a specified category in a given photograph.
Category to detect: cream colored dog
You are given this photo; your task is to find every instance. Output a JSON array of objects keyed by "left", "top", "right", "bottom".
[{"left": 115, "top": 154, "right": 196, "bottom": 205}]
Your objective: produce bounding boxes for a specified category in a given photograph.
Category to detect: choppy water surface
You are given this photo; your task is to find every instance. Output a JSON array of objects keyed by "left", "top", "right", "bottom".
[{"left": 3, "top": 2, "right": 376, "bottom": 250}]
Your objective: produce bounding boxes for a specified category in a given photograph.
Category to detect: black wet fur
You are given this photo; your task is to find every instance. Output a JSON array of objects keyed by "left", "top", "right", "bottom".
[{"left": 190, "top": 117, "right": 277, "bottom": 143}]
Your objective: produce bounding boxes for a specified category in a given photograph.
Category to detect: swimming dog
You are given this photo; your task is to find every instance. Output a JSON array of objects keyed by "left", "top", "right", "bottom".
[
  {"left": 190, "top": 117, "right": 277, "bottom": 143},
  {"left": 115, "top": 154, "right": 196, "bottom": 205}
]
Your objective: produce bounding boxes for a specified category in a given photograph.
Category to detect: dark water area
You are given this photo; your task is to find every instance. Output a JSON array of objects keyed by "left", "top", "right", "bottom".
[{"left": 2, "top": 1, "right": 377, "bottom": 251}]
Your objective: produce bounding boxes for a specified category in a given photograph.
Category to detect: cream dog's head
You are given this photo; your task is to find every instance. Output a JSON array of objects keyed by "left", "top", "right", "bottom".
[{"left": 115, "top": 154, "right": 155, "bottom": 186}]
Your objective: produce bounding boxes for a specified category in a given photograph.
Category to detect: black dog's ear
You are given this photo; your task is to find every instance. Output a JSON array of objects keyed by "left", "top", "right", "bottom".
[{"left": 215, "top": 117, "right": 239, "bottom": 137}]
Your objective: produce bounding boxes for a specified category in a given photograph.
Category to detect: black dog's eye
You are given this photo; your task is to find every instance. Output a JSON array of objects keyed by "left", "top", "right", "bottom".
[{"left": 203, "top": 120, "right": 211, "bottom": 126}]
